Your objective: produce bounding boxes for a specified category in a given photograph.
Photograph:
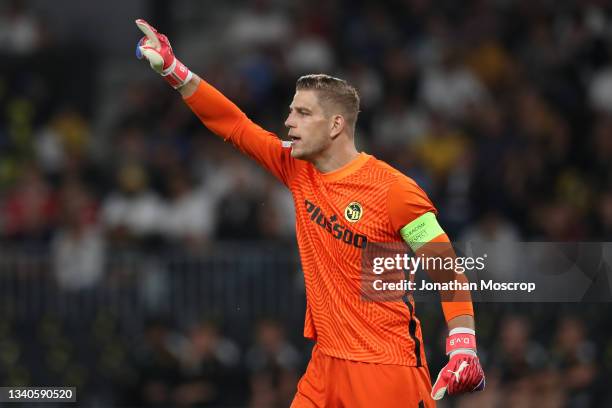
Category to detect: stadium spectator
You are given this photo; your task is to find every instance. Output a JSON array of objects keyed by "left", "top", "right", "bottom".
[
  {"left": 34, "top": 108, "right": 92, "bottom": 177},
  {"left": 133, "top": 319, "right": 185, "bottom": 407},
  {"left": 51, "top": 178, "right": 104, "bottom": 291},
  {"left": 552, "top": 317, "right": 598, "bottom": 407},
  {"left": 246, "top": 320, "right": 301, "bottom": 408},
  {"left": 489, "top": 315, "right": 549, "bottom": 385},
  {"left": 2, "top": 164, "right": 57, "bottom": 243},
  {"left": 174, "top": 321, "right": 241, "bottom": 407},
  {"left": 0, "top": 0, "right": 43, "bottom": 54},
  {"left": 214, "top": 161, "right": 267, "bottom": 240},
  {"left": 420, "top": 46, "right": 490, "bottom": 120},
  {"left": 285, "top": 22, "right": 335, "bottom": 75},
  {"left": 226, "top": 0, "right": 291, "bottom": 51},
  {"left": 101, "top": 163, "right": 164, "bottom": 246},
  {"left": 161, "top": 168, "right": 213, "bottom": 250}
]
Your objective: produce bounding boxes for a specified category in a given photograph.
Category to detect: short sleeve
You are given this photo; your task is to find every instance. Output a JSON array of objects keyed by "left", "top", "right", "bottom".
[{"left": 387, "top": 176, "right": 437, "bottom": 234}]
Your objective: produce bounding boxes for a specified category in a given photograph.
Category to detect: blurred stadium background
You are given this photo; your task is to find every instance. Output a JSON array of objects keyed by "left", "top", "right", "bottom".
[{"left": 1, "top": 0, "right": 612, "bottom": 406}]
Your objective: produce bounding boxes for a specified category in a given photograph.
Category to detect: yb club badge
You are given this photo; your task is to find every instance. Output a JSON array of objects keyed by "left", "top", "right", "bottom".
[{"left": 344, "top": 202, "right": 363, "bottom": 223}]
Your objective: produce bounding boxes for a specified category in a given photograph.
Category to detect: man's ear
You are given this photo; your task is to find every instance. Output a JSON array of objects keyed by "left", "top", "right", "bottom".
[{"left": 330, "top": 114, "right": 345, "bottom": 139}]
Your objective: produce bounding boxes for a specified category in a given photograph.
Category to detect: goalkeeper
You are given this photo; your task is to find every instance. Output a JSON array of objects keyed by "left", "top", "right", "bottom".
[{"left": 134, "top": 20, "right": 485, "bottom": 407}]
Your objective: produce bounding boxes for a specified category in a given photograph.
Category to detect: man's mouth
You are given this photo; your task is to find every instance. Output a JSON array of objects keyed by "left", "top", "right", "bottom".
[{"left": 289, "top": 135, "right": 301, "bottom": 143}]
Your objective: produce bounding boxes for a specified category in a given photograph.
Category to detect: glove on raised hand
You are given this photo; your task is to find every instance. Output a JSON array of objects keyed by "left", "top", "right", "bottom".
[{"left": 135, "top": 19, "right": 193, "bottom": 89}]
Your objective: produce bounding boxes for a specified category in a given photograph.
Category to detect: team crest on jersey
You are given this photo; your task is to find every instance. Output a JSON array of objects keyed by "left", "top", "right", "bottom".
[{"left": 344, "top": 202, "right": 363, "bottom": 223}]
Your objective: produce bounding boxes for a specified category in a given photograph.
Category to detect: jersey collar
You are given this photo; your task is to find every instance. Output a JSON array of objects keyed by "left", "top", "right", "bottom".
[{"left": 319, "top": 152, "right": 371, "bottom": 182}]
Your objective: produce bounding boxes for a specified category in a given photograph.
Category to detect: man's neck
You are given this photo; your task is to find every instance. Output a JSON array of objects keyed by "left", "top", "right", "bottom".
[{"left": 312, "top": 144, "right": 360, "bottom": 174}]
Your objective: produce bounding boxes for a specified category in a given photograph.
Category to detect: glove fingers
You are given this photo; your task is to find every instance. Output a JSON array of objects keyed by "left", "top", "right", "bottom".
[
  {"left": 139, "top": 47, "right": 164, "bottom": 72},
  {"left": 135, "top": 19, "right": 161, "bottom": 50},
  {"left": 431, "top": 367, "right": 452, "bottom": 400},
  {"left": 474, "top": 376, "right": 486, "bottom": 392},
  {"left": 447, "top": 356, "right": 485, "bottom": 395},
  {"left": 431, "top": 385, "right": 447, "bottom": 401}
]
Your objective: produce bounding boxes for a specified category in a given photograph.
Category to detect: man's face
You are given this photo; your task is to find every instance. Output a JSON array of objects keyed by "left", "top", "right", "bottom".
[{"left": 284, "top": 90, "right": 331, "bottom": 160}]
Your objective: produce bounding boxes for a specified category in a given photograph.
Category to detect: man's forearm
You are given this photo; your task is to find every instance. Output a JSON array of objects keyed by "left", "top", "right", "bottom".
[
  {"left": 179, "top": 74, "right": 249, "bottom": 139},
  {"left": 447, "top": 314, "right": 475, "bottom": 331},
  {"left": 178, "top": 74, "right": 201, "bottom": 99}
]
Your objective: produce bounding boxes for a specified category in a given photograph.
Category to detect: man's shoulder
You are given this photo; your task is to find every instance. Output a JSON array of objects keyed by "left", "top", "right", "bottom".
[{"left": 365, "top": 155, "right": 420, "bottom": 188}]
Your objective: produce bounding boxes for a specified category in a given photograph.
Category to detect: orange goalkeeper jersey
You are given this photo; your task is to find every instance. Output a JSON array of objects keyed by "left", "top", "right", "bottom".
[{"left": 184, "top": 80, "right": 472, "bottom": 366}]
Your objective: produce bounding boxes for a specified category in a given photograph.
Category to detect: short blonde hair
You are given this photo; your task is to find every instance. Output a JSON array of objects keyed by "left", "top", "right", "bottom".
[{"left": 296, "top": 74, "right": 360, "bottom": 130}]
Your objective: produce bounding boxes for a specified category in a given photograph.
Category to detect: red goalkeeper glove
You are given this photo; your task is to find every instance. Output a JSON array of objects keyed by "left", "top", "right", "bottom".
[
  {"left": 134, "top": 19, "right": 193, "bottom": 89},
  {"left": 431, "top": 328, "right": 485, "bottom": 400}
]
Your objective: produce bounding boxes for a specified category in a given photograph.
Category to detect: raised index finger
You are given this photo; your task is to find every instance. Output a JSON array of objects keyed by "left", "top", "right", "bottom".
[{"left": 135, "top": 19, "right": 161, "bottom": 50}]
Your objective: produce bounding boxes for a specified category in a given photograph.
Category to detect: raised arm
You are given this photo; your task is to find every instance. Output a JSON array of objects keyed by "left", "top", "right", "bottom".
[
  {"left": 177, "top": 74, "right": 200, "bottom": 98},
  {"left": 134, "top": 19, "right": 299, "bottom": 186}
]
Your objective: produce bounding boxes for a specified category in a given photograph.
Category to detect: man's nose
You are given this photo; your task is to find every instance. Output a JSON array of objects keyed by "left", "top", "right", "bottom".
[{"left": 285, "top": 114, "right": 295, "bottom": 128}]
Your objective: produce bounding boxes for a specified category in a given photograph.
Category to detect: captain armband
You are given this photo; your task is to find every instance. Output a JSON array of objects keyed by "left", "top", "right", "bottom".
[{"left": 399, "top": 212, "right": 445, "bottom": 251}]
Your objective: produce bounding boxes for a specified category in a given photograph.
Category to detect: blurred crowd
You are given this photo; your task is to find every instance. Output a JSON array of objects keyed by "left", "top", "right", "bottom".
[
  {"left": 3, "top": 0, "right": 612, "bottom": 255},
  {"left": 1, "top": 305, "right": 609, "bottom": 407},
  {"left": 1, "top": 0, "right": 612, "bottom": 406}
]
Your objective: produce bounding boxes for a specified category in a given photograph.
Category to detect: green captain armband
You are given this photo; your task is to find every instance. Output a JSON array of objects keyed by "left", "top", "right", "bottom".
[{"left": 400, "top": 212, "right": 445, "bottom": 250}]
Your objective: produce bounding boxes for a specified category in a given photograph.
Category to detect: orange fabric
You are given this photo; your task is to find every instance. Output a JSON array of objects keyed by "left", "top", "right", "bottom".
[
  {"left": 291, "top": 345, "right": 436, "bottom": 408},
  {"left": 318, "top": 152, "right": 371, "bottom": 182},
  {"left": 428, "top": 233, "right": 449, "bottom": 243},
  {"left": 418, "top": 233, "right": 475, "bottom": 322},
  {"left": 184, "top": 79, "right": 471, "bottom": 366},
  {"left": 387, "top": 176, "right": 438, "bottom": 232},
  {"left": 183, "top": 80, "right": 301, "bottom": 185}
]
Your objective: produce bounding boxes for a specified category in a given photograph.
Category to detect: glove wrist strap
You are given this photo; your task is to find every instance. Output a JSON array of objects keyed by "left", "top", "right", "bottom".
[
  {"left": 449, "top": 327, "right": 475, "bottom": 336},
  {"left": 162, "top": 57, "right": 193, "bottom": 89},
  {"left": 446, "top": 331, "right": 477, "bottom": 355}
]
